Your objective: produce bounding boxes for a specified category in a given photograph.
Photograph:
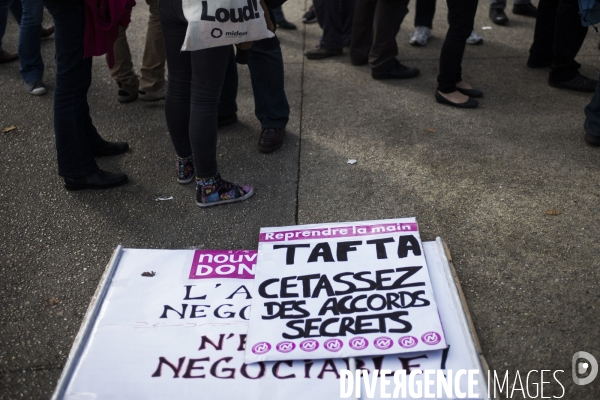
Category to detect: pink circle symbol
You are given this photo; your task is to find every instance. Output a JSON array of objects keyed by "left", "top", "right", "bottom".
[
  {"left": 299, "top": 339, "right": 319, "bottom": 352},
  {"left": 276, "top": 341, "right": 296, "bottom": 353},
  {"left": 398, "top": 336, "right": 418, "bottom": 349},
  {"left": 421, "top": 332, "right": 442, "bottom": 346},
  {"left": 349, "top": 336, "right": 369, "bottom": 351},
  {"left": 373, "top": 336, "right": 393, "bottom": 350},
  {"left": 324, "top": 338, "right": 344, "bottom": 352},
  {"left": 251, "top": 342, "right": 271, "bottom": 355}
]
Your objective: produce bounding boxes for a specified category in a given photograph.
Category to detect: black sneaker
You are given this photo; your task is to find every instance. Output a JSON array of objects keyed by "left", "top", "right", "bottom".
[
  {"left": 489, "top": 8, "right": 509, "bottom": 25},
  {"left": 302, "top": 6, "right": 317, "bottom": 23},
  {"left": 372, "top": 60, "right": 420, "bottom": 80},
  {"left": 549, "top": 73, "right": 598, "bottom": 93},
  {"left": 26, "top": 81, "right": 47, "bottom": 96}
]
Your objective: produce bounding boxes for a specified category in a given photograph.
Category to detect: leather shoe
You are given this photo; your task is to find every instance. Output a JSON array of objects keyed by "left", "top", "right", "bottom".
[
  {"left": 305, "top": 46, "right": 343, "bottom": 60},
  {"left": 512, "top": 3, "right": 537, "bottom": 17},
  {"left": 372, "top": 60, "right": 419, "bottom": 80},
  {"left": 218, "top": 113, "right": 238, "bottom": 128},
  {"left": 64, "top": 169, "right": 128, "bottom": 191},
  {"left": 0, "top": 50, "right": 18, "bottom": 64},
  {"left": 258, "top": 128, "right": 285, "bottom": 153},
  {"left": 549, "top": 73, "right": 598, "bottom": 93},
  {"left": 489, "top": 8, "right": 509, "bottom": 25},
  {"left": 91, "top": 140, "right": 130, "bottom": 157},
  {"left": 584, "top": 121, "right": 600, "bottom": 146},
  {"left": 277, "top": 19, "right": 297, "bottom": 30},
  {"left": 41, "top": 25, "right": 54, "bottom": 38}
]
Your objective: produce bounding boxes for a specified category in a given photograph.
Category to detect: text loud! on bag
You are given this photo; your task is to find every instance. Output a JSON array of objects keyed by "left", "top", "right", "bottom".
[{"left": 182, "top": 0, "right": 274, "bottom": 51}]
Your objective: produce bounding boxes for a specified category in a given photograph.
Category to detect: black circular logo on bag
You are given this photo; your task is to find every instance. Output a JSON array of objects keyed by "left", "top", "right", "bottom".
[{"left": 211, "top": 28, "right": 223, "bottom": 38}]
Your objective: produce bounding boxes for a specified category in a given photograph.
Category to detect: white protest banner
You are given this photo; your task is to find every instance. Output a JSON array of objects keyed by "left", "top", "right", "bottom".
[
  {"left": 244, "top": 218, "right": 447, "bottom": 363},
  {"left": 53, "top": 244, "right": 488, "bottom": 399},
  {"left": 181, "top": 0, "right": 275, "bottom": 51}
]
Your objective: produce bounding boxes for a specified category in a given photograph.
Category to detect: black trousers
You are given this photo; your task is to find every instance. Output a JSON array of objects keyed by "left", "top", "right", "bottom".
[
  {"left": 437, "top": 0, "right": 478, "bottom": 93},
  {"left": 313, "top": 0, "right": 354, "bottom": 49},
  {"left": 350, "top": 0, "right": 409, "bottom": 73},
  {"left": 529, "top": 0, "right": 587, "bottom": 82},
  {"left": 415, "top": 0, "right": 436, "bottom": 29}
]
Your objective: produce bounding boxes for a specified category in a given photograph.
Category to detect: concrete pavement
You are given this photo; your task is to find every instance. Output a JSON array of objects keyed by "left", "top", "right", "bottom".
[{"left": 1, "top": 0, "right": 599, "bottom": 398}]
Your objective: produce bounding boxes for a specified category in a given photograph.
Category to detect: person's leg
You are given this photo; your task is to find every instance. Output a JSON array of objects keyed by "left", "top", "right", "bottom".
[
  {"left": 43, "top": 0, "right": 100, "bottom": 178},
  {"left": 342, "top": 0, "right": 354, "bottom": 46},
  {"left": 414, "top": 0, "right": 436, "bottom": 29},
  {"left": 0, "top": 0, "right": 13, "bottom": 53},
  {"left": 217, "top": 46, "right": 239, "bottom": 119},
  {"left": 110, "top": 26, "right": 139, "bottom": 101},
  {"left": 437, "top": 0, "right": 477, "bottom": 93},
  {"left": 528, "top": 0, "right": 557, "bottom": 67},
  {"left": 349, "top": 0, "right": 375, "bottom": 65},
  {"left": 272, "top": 6, "right": 284, "bottom": 22},
  {"left": 584, "top": 75, "right": 600, "bottom": 144},
  {"left": 248, "top": 39, "right": 289, "bottom": 129},
  {"left": 9, "top": 0, "right": 21, "bottom": 23},
  {"left": 548, "top": 0, "right": 587, "bottom": 82},
  {"left": 18, "top": 0, "right": 45, "bottom": 83},
  {"left": 368, "top": 0, "right": 408, "bottom": 74},
  {"left": 315, "top": 0, "right": 346, "bottom": 49},
  {"left": 139, "top": 0, "right": 166, "bottom": 93},
  {"left": 490, "top": 0, "right": 506, "bottom": 9}
]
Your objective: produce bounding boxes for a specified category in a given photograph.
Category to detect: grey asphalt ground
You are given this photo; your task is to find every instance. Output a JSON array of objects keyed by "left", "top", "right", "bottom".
[{"left": 1, "top": 0, "right": 600, "bottom": 398}]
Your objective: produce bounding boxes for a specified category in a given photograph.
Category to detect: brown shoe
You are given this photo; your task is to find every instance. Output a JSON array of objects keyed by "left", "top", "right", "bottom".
[
  {"left": 41, "top": 25, "right": 54, "bottom": 38},
  {"left": 0, "top": 50, "right": 18, "bottom": 64},
  {"left": 258, "top": 128, "right": 285, "bottom": 153}
]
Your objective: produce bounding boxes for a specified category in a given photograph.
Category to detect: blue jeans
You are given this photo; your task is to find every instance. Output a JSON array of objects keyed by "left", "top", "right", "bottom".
[
  {"left": 42, "top": 0, "right": 103, "bottom": 177},
  {"left": 19, "top": 0, "right": 44, "bottom": 82},
  {"left": 219, "top": 40, "right": 290, "bottom": 129},
  {"left": 0, "top": 0, "right": 22, "bottom": 52},
  {"left": 584, "top": 74, "right": 600, "bottom": 138}
]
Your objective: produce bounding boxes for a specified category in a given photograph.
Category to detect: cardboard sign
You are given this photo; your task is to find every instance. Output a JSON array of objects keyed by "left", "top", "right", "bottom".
[
  {"left": 53, "top": 244, "right": 488, "bottom": 399},
  {"left": 244, "top": 219, "right": 447, "bottom": 363}
]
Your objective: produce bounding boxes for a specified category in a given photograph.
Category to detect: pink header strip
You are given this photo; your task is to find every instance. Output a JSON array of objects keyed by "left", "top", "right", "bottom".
[
  {"left": 189, "top": 250, "right": 257, "bottom": 279},
  {"left": 259, "top": 222, "right": 418, "bottom": 243}
]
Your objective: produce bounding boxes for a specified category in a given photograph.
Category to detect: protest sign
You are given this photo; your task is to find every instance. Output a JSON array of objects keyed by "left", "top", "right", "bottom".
[
  {"left": 53, "top": 242, "right": 489, "bottom": 399},
  {"left": 245, "top": 218, "right": 447, "bottom": 363}
]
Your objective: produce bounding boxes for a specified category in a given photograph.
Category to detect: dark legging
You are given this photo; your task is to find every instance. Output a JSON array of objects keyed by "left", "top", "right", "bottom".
[
  {"left": 437, "top": 0, "right": 478, "bottom": 93},
  {"left": 414, "top": 0, "right": 436, "bottom": 29},
  {"left": 158, "top": 0, "right": 231, "bottom": 178}
]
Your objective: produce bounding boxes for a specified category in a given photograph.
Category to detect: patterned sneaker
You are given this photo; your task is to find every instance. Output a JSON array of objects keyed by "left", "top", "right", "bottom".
[
  {"left": 409, "top": 26, "right": 431, "bottom": 46},
  {"left": 176, "top": 155, "right": 194, "bottom": 184},
  {"left": 196, "top": 173, "right": 254, "bottom": 207}
]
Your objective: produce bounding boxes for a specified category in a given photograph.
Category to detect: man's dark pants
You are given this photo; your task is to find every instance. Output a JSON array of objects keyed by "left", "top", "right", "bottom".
[
  {"left": 218, "top": 40, "right": 289, "bottom": 130},
  {"left": 529, "top": 0, "right": 587, "bottom": 82},
  {"left": 313, "top": 0, "right": 354, "bottom": 50},
  {"left": 42, "top": 0, "right": 104, "bottom": 178},
  {"left": 350, "top": 0, "right": 409, "bottom": 73}
]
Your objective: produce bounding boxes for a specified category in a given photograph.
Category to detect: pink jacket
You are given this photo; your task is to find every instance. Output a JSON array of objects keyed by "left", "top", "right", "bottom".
[{"left": 84, "top": 0, "right": 136, "bottom": 68}]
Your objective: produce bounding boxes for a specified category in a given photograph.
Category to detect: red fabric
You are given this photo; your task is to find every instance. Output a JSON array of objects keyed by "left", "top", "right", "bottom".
[{"left": 83, "top": 0, "right": 136, "bottom": 68}]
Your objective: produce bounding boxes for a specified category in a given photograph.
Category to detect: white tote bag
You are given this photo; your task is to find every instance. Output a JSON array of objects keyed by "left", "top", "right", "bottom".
[{"left": 181, "top": 0, "right": 275, "bottom": 51}]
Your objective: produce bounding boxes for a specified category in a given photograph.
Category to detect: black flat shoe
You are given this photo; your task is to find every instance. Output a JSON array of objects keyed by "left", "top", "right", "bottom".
[
  {"left": 91, "top": 140, "right": 130, "bottom": 157},
  {"left": 435, "top": 91, "right": 479, "bottom": 109},
  {"left": 489, "top": 8, "right": 509, "bottom": 25},
  {"left": 64, "top": 169, "right": 128, "bottom": 191},
  {"left": 218, "top": 113, "right": 238, "bottom": 128},
  {"left": 457, "top": 87, "right": 483, "bottom": 98}
]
